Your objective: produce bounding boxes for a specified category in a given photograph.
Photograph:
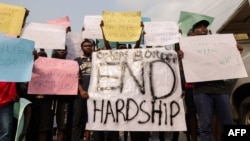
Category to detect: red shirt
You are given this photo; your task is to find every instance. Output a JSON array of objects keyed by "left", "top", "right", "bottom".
[
  {"left": 185, "top": 82, "right": 193, "bottom": 88},
  {"left": 0, "top": 82, "right": 18, "bottom": 108}
]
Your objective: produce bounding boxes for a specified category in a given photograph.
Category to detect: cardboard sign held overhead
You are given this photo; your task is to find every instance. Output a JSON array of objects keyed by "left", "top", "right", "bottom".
[
  {"left": 0, "top": 3, "right": 26, "bottom": 35},
  {"left": 82, "top": 15, "right": 103, "bottom": 39},
  {"left": 102, "top": 11, "right": 142, "bottom": 42},
  {"left": 47, "top": 16, "right": 70, "bottom": 27},
  {"left": 144, "top": 21, "right": 181, "bottom": 46},
  {"left": 21, "top": 22, "right": 66, "bottom": 49}
]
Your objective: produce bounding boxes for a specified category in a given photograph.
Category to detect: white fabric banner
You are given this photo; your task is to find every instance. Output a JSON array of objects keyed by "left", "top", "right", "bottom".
[{"left": 86, "top": 48, "right": 186, "bottom": 131}]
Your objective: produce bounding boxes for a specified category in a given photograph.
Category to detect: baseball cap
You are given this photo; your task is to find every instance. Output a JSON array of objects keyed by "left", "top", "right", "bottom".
[{"left": 192, "top": 20, "right": 210, "bottom": 31}]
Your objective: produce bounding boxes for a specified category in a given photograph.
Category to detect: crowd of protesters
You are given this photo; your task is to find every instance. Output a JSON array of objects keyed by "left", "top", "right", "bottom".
[{"left": 0, "top": 4, "right": 244, "bottom": 141}]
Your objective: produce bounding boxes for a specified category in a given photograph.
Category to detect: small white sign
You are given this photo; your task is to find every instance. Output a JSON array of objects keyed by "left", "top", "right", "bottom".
[
  {"left": 144, "top": 21, "right": 181, "bottom": 46},
  {"left": 21, "top": 22, "right": 66, "bottom": 49},
  {"left": 179, "top": 34, "right": 248, "bottom": 82}
]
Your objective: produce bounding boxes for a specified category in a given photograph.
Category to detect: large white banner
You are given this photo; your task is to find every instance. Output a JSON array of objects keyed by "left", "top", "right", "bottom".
[
  {"left": 86, "top": 48, "right": 186, "bottom": 131},
  {"left": 179, "top": 34, "right": 248, "bottom": 83}
]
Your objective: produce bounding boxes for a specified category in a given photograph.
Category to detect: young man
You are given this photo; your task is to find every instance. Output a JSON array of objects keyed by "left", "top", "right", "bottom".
[
  {"left": 186, "top": 20, "right": 243, "bottom": 141},
  {"left": 71, "top": 39, "right": 93, "bottom": 141},
  {"left": 51, "top": 47, "right": 73, "bottom": 141},
  {"left": 28, "top": 49, "right": 54, "bottom": 141}
]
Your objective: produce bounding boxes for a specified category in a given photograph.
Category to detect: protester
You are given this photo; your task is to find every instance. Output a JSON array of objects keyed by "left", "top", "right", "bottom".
[
  {"left": 25, "top": 46, "right": 74, "bottom": 141},
  {"left": 81, "top": 38, "right": 96, "bottom": 141},
  {"left": 15, "top": 82, "right": 33, "bottom": 141},
  {"left": 180, "top": 20, "right": 243, "bottom": 141},
  {"left": 51, "top": 46, "right": 74, "bottom": 141},
  {"left": 0, "top": 8, "right": 29, "bottom": 141},
  {"left": 38, "top": 48, "right": 48, "bottom": 57},
  {"left": 29, "top": 49, "right": 55, "bottom": 141},
  {"left": 71, "top": 39, "right": 93, "bottom": 141},
  {"left": 5, "top": 3, "right": 243, "bottom": 140},
  {"left": 9, "top": 48, "right": 42, "bottom": 141}
]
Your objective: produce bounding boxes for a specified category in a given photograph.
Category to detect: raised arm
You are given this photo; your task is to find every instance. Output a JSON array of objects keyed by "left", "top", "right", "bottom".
[
  {"left": 134, "top": 22, "right": 144, "bottom": 48},
  {"left": 100, "top": 20, "right": 111, "bottom": 50}
]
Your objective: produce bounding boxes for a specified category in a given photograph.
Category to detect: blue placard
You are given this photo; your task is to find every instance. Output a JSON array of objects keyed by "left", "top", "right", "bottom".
[{"left": 0, "top": 36, "right": 34, "bottom": 82}]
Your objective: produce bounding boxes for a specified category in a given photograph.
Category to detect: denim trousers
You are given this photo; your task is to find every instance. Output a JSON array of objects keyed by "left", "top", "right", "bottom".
[
  {"left": 193, "top": 93, "right": 234, "bottom": 141},
  {"left": 0, "top": 102, "right": 14, "bottom": 141}
]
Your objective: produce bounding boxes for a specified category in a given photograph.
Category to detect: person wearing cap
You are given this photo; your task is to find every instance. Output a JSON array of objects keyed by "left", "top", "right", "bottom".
[
  {"left": 184, "top": 20, "right": 243, "bottom": 141},
  {"left": 191, "top": 20, "right": 210, "bottom": 35}
]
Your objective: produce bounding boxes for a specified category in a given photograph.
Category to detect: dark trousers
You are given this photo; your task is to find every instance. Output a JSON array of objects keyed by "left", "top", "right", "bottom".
[
  {"left": 93, "top": 131, "right": 119, "bottom": 141},
  {"left": 71, "top": 96, "right": 87, "bottom": 141},
  {"left": 130, "top": 131, "right": 150, "bottom": 141}
]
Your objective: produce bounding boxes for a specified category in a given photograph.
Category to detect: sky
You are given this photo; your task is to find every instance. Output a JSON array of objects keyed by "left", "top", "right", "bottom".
[{"left": 1, "top": 0, "right": 244, "bottom": 33}]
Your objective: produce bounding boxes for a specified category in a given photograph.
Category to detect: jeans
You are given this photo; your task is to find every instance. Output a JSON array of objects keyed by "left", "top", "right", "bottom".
[
  {"left": 0, "top": 102, "right": 14, "bottom": 141},
  {"left": 193, "top": 93, "right": 234, "bottom": 141}
]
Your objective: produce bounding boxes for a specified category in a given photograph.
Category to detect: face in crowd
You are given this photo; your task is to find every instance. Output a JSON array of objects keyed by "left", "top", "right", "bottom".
[
  {"left": 192, "top": 20, "right": 210, "bottom": 36},
  {"left": 81, "top": 39, "right": 93, "bottom": 56},
  {"left": 192, "top": 24, "right": 208, "bottom": 35},
  {"left": 55, "top": 49, "right": 67, "bottom": 59},
  {"left": 53, "top": 46, "right": 67, "bottom": 59}
]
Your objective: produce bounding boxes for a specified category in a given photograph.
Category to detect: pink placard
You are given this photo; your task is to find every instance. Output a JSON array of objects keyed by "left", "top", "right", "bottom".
[
  {"left": 47, "top": 16, "right": 70, "bottom": 27},
  {"left": 28, "top": 57, "right": 79, "bottom": 95}
]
